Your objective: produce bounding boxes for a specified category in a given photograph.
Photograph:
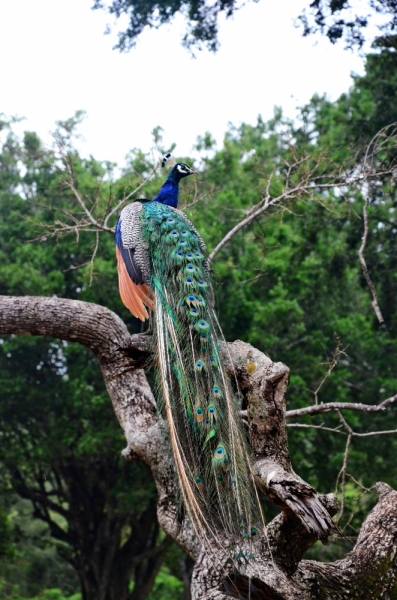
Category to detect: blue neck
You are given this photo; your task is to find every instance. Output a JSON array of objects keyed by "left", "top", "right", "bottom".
[{"left": 154, "top": 180, "right": 179, "bottom": 208}]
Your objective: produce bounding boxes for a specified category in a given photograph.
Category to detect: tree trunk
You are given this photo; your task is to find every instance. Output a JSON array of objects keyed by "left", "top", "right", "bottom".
[{"left": 1, "top": 295, "right": 396, "bottom": 599}]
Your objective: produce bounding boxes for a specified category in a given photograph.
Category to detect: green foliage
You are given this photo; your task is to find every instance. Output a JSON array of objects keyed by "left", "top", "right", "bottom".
[
  {"left": 190, "top": 114, "right": 397, "bottom": 516},
  {"left": 0, "top": 580, "right": 81, "bottom": 600},
  {"left": 184, "top": 46, "right": 397, "bottom": 544},
  {"left": 0, "top": 497, "right": 79, "bottom": 598},
  {"left": 93, "top": 0, "right": 240, "bottom": 53},
  {"left": 1, "top": 36, "right": 397, "bottom": 590},
  {"left": 298, "top": 1, "right": 397, "bottom": 49},
  {"left": 93, "top": 0, "right": 397, "bottom": 53},
  {"left": 0, "top": 117, "right": 163, "bottom": 599},
  {"left": 145, "top": 568, "right": 183, "bottom": 600}
]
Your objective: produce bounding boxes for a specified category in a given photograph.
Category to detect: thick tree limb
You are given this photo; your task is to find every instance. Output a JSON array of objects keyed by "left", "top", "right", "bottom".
[
  {"left": 295, "top": 483, "right": 397, "bottom": 599},
  {"left": 1, "top": 294, "right": 396, "bottom": 599}
]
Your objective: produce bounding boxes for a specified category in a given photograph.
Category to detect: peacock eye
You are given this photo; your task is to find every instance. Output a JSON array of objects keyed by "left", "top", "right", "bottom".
[{"left": 214, "top": 445, "right": 226, "bottom": 460}]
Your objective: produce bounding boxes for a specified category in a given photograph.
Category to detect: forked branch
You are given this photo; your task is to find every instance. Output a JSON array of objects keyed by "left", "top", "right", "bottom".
[{"left": 1, "top": 294, "right": 396, "bottom": 598}]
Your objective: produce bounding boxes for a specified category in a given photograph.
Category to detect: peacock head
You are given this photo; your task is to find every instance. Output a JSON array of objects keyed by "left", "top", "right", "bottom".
[
  {"left": 166, "top": 163, "right": 197, "bottom": 184},
  {"left": 162, "top": 153, "right": 197, "bottom": 183},
  {"left": 174, "top": 163, "right": 197, "bottom": 180}
]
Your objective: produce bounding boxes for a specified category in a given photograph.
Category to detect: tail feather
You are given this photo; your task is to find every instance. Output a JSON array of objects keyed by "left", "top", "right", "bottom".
[
  {"left": 156, "top": 295, "right": 217, "bottom": 547},
  {"left": 142, "top": 202, "right": 263, "bottom": 549}
]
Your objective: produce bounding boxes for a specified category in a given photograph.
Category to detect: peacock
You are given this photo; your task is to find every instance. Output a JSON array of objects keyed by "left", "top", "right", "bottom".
[{"left": 115, "top": 154, "right": 262, "bottom": 552}]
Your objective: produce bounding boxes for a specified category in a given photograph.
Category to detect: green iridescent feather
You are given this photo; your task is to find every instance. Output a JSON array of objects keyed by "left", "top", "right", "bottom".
[{"left": 140, "top": 201, "right": 262, "bottom": 549}]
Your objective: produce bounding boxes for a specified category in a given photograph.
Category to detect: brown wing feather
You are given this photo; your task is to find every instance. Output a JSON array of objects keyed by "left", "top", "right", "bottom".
[
  {"left": 116, "top": 247, "right": 154, "bottom": 321},
  {"left": 133, "top": 281, "right": 155, "bottom": 310}
]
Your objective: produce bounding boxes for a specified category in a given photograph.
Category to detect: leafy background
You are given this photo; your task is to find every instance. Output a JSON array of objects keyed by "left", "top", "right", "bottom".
[{"left": 0, "top": 30, "right": 397, "bottom": 600}]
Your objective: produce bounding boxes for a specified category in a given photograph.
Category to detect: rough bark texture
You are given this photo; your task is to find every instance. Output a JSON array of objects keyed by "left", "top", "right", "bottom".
[{"left": 1, "top": 295, "right": 396, "bottom": 599}]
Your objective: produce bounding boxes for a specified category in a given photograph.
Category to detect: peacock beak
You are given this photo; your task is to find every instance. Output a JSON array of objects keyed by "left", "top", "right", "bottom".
[{"left": 189, "top": 168, "right": 198, "bottom": 175}]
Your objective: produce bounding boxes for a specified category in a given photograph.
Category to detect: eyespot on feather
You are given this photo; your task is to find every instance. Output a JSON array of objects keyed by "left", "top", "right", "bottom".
[
  {"left": 195, "top": 406, "right": 204, "bottom": 422},
  {"left": 184, "top": 277, "right": 196, "bottom": 289},
  {"left": 184, "top": 263, "right": 197, "bottom": 275},
  {"left": 194, "top": 475, "right": 204, "bottom": 490},
  {"left": 185, "top": 294, "right": 197, "bottom": 306},
  {"left": 172, "top": 249, "right": 185, "bottom": 263},
  {"left": 213, "top": 444, "right": 227, "bottom": 462},
  {"left": 197, "top": 279, "right": 208, "bottom": 289},
  {"left": 197, "top": 296, "right": 206, "bottom": 307},
  {"left": 213, "top": 386, "right": 222, "bottom": 398},
  {"left": 207, "top": 405, "right": 216, "bottom": 420},
  {"left": 195, "top": 359, "right": 204, "bottom": 372},
  {"left": 195, "top": 319, "right": 210, "bottom": 332}
]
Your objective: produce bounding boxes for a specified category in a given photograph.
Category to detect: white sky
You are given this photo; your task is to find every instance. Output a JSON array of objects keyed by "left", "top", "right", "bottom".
[{"left": 0, "top": 0, "right": 365, "bottom": 165}]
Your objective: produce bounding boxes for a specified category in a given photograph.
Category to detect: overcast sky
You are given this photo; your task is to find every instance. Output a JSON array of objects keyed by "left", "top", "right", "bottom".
[{"left": 0, "top": 0, "right": 365, "bottom": 165}]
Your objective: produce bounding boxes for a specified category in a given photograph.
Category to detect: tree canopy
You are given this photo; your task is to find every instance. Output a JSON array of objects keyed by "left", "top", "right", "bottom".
[{"left": 93, "top": 0, "right": 397, "bottom": 51}]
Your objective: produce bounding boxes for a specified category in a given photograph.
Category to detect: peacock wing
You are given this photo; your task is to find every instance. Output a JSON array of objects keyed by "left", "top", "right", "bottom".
[{"left": 116, "top": 202, "right": 154, "bottom": 321}]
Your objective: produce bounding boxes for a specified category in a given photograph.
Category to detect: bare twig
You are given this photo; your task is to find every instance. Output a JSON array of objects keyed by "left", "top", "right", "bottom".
[
  {"left": 103, "top": 164, "right": 159, "bottom": 228},
  {"left": 309, "top": 337, "right": 346, "bottom": 405},
  {"left": 349, "top": 428, "right": 397, "bottom": 437},
  {"left": 285, "top": 393, "right": 397, "bottom": 418},
  {"left": 62, "top": 155, "right": 114, "bottom": 234},
  {"left": 357, "top": 191, "right": 385, "bottom": 325},
  {"left": 208, "top": 128, "right": 397, "bottom": 262},
  {"left": 87, "top": 229, "right": 100, "bottom": 285},
  {"left": 335, "top": 411, "right": 353, "bottom": 523},
  {"left": 286, "top": 423, "right": 346, "bottom": 435}
]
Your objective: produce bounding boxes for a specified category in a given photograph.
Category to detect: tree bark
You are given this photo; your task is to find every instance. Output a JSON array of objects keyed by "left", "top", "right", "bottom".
[{"left": 1, "top": 295, "right": 396, "bottom": 599}]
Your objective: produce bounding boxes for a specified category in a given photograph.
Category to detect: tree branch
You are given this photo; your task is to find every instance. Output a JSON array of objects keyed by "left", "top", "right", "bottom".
[
  {"left": 285, "top": 394, "right": 397, "bottom": 418},
  {"left": 2, "top": 294, "right": 397, "bottom": 598},
  {"left": 357, "top": 191, "right": 385, "bottom": 325},
  {"left": 295, "top": 483, "right": 397, "bottom": 599}
]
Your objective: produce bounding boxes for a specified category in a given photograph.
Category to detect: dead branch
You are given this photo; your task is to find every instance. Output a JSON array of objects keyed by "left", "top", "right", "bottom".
[
  {"left": 357, "top": 190, "right": 385, "bottom": 324},
  {"left": 310, "top": 336, "right": 347, "bottom": 405},
  {"left": 208, "top": 127, "right": 397, "bottom": 262},
  {"left": 285, "top": 393, "right": 397, "bottom": 418},
  {"left": 334, "top": 411, "right": 353, "bottom": 523},
  {"left": 103, "top": 167, "right": 158, "bottom": 229}
]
